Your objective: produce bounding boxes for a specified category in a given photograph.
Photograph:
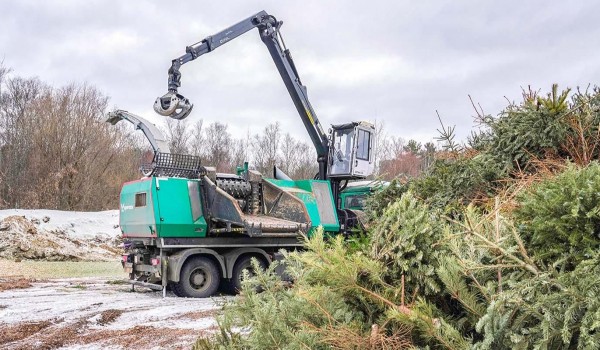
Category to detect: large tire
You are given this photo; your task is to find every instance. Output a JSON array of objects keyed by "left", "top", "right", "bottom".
[
  {"left": 169, "top": 282, "right": 184, "bottom": 297},
  {"left": 228, "top": 255, "right": 266, "bottom": 294},
  {"left": 174, "top": 256, "right": 220, "bottom": 298}
]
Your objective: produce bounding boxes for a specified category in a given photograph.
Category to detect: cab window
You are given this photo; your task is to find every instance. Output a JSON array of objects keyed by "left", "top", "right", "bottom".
[
  {"left": 345, "top": 194, "right": 367, "bottom": 209},
  {"left": 135, "top": 192, "right": 147, "bottom": 207},
  {"left": 356, "top": 129, "right": 370, "bottom": 161}
]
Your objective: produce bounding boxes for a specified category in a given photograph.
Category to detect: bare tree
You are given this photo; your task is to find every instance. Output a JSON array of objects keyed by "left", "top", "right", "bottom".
[
  {"left": 279, "top": 133, "right": 299, "bottom": 175},
  {"left": 0, "top": 60, "right": 11, "bottom": 108},
  {"left": 379, "top": 152, "right": 423, "bottom": 179},
  {"left": 252, "top": 122, "right": 281, "bottom": 175},
  {"left": 0, "top": 76, "right": 46, "bottom": 207},
  {"left": 0, "top": 72, "right": 141, "bottom": 210},
  {"left": 164, "top": 118, "right": 191, "bottom": 154},
  {"left": 204, "top": 122, "right": 232, "bottom": 171},
  {"left": 26, "top": 83, "right": 117, "bottom": 209},
  {"left": 389, "top": 136, "right": 406, "bottom": 159},
  {"left": 278, "top": 133, "right": 318, "bottom": 179},
  {"left": 292, "top": 140, "right": 318, "bottom": 179},
  {"left": 229, "top": 138, "right": 248, "bottom": 171},
  {"left": 188, "top": 120, "right": 204, "bottom": 157},
  {"left": 372, "top": 120, "right": 390, "bottom": 176}
]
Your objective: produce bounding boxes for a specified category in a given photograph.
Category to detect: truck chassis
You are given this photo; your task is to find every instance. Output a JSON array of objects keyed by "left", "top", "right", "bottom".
[{"left": 123, "top": 236, "right": 301, "bottom": 297}]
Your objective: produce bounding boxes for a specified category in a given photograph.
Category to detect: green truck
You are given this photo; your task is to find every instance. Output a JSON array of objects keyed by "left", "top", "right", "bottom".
[
  {"left": 340, "top": 180, "right": 389, "bottom": 211},
  {"left": 115, "top": 161, "right": 343, "bottom": 297},
  {"left": 110, "top": 11, "right": 379, "bottom": 298}
]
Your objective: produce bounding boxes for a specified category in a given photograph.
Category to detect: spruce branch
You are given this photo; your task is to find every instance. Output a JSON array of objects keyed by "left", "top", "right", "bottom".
[{"left": 449, "top": 217, "right": 540, "bottom": 275}]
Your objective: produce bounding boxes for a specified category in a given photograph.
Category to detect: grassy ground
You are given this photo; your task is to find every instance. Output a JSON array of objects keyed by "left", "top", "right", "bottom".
[{"left": 0, "top": 259, "right": 125, "bottom": 279}]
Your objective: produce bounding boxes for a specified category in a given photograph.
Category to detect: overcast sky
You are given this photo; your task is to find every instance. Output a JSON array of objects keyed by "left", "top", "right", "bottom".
[{"left": 2, "top": 1, "right": 600, "bottom": 145}]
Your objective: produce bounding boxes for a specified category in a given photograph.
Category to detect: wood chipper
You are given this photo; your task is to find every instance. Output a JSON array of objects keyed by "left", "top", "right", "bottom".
[{"left": 109, "top": 10, "right": 376, "bottom": 297}]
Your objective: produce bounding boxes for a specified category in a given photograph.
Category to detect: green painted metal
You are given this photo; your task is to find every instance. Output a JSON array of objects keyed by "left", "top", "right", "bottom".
[
  {"left": 340, "top": 181, "right": 388, "bottom": 210},
  {"left": 265, "top": 179, "right": 340, "bottom": 234},
  {"left": 120, "top": 177, "right": 207, "bottom": 238},
  {"left": 236, "top": 161, "right": 249, "bottom": 176},
  {"left": 119, "top": 178, "right": 157, "bottom": 237},
  {"left": 120, "top": 175, "right": 340, "bottom": 239},
  {"left": 340, "top": 187, "right": 370, "bottom": 210},
  {"left": 155, "top": 177, "right": 207, "bottom": 237}
]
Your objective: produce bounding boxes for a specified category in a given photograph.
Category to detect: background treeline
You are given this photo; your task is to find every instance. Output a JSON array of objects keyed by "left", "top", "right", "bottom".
[
  {"left": 197, "top": 85, "right": 600, "bottom": 349},
  {"left": 163, "top": 118, "right": 319, "bottom": 180},
  {"left": 0, "top": 65, "right": 141, "bottom": 210},
  {"left": 0, "top": 65, "right": 434, "bottom": 211}
]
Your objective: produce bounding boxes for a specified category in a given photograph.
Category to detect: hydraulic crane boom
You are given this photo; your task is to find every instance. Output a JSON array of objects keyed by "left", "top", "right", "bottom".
[
  {"left": 111, "top": 10, "right": 377, "bottom": 299},
  {"left": 154, "top": 11, "right": 330, "bottom": 180}
]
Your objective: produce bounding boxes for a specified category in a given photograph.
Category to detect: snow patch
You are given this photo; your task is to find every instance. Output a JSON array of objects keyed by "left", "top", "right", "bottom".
[
  {"left": 0, "top": 209, "right": 120, "bottom": 240},
  {"left": 0, "top": 278, "right": 224, "bottom": 327},
  {"left": 0, "top": 210, "right": 122, "bottom": 261}
]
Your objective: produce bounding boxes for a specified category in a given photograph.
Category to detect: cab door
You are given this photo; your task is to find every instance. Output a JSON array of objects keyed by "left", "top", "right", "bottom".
[{"left": 351, "top": 126, "right": 374, "bottom": 177}]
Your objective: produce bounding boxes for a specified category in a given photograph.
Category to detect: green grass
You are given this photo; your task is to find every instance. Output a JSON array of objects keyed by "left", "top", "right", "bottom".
[
  {"left": 0, "top": 259, "right": 126, "bottom": 279},
  {"left": 69, "top": 284, "right": 88, "bottom": 290},
  {"left": 105, "top": 279, "right": 129, "bottom": 285}
]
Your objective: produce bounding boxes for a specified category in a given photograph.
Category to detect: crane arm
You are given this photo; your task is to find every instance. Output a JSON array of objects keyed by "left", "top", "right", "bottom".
[
  {"left": 153, "top": 10, "right": 330, "bottom": 179},
  {"left": 166, "top": 11, "right": 271, "bottom": 94},
  {"left": 258, "top": 19, "right": 329, "bottom": 166}
]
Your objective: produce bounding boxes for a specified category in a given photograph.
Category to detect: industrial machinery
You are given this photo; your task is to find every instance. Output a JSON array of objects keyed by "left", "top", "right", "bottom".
[
  {"left": 340, "top": 180, "right": 389, "bottom": 211},
  {"left": 111, "top": 10, "right": 376, "bottom": 298}
]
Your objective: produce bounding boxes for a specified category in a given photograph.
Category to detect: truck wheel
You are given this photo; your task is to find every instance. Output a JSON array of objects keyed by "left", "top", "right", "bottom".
[
  {"left": 169, "top": 283, "right": 184, "bottom": 297},
  {"left": 229, "top": 256, "right": 266, "bottom": 293},
  {"left": 176, "top": 256, "right": 220, "bottom": 298}
]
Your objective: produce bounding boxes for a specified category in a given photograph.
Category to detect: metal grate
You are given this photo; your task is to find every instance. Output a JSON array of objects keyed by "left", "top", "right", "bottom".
[{"left": 140, "top": 152, "right": 205, "bottom": 178}]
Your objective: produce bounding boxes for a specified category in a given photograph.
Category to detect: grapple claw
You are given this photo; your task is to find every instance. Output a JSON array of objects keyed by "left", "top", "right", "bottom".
[{"left": 153, "top": 92, "right": 194, "bottom": 120}]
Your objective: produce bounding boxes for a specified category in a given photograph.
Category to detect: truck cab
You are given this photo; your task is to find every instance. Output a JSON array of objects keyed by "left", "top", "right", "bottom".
[{"left": 340, "top": 180, "right": 389, "bottom": 211}]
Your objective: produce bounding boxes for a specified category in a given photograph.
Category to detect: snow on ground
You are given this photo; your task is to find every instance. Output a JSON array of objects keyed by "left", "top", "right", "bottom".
[
  {"left": 0, "top": 209, "right": 120, "bottom": 240},
  {"left": 0, "top": 210, "right": 226, "bottom": 348},
  {"left": 0, "top": 210, "right": 122, "bottom": 261},
  {"left": 0, "top": 278, "right": 225, "bottom": 349}
]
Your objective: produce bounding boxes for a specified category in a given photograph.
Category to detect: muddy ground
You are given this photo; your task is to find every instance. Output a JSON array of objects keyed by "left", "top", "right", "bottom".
[
  {"left": 0, "top": 277, "right": 225, "bottom": 349},
  {"left": 0, "top": 210, "right": 226, "bottom": 349}
]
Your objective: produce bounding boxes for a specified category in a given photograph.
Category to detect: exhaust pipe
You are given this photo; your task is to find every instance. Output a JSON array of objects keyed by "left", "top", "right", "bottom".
[{"left": 273, "top": 166, "right": 292, "bottom": 180}]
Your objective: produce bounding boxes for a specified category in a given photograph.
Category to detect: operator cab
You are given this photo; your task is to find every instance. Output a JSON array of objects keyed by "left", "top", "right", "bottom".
[{"left": 328, "top": 121, "right": 375, "bottom": 179}]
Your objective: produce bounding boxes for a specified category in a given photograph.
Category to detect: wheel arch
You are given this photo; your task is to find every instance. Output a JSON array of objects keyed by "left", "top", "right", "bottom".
[
  {"left": 167, "top": 248, "right": 226, "bottom": 283},
  {"left": 222, "top": 248, "right": 271, "bottom": 279}
]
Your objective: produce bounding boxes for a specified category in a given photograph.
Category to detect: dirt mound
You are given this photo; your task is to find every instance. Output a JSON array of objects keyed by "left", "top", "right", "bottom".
[
  {"left": 98, "top": 309, "right": 124, "bottom": 325},
  {"left": 0, "top": 215, "right": 121, "bottom": 261},
  {"left": 0, "top": 320, "right": 53, "bottom": 346},
  {"left": 1, "top": 321, "right": 202, "bottom": 350},
  {"left": 75, "top": 325, "right": 203, "bottom": 349},
  {"left": 0, "top": 277, "right": 34, "bottom": 292}
]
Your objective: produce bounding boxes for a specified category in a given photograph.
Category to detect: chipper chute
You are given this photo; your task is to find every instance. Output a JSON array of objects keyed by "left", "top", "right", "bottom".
[
  {"left": 106, "top": 110, "right": 203, "bottom": 177},
  {"left": 106, "top": 110, "right": 169, "bottom": 153}
]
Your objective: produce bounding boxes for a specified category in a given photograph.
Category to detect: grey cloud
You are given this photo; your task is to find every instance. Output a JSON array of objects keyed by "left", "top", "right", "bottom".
[{"left": 2, "top": 0, "right": 600, "bottom": 145}]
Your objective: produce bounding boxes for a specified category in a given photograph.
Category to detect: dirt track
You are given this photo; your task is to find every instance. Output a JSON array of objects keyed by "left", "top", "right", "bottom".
[{"left": 0, "top": 278, "right": 225, "bottom": 349}]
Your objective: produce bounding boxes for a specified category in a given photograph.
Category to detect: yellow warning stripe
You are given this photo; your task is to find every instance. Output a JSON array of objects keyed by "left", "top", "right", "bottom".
[{"left": 306, "top": 109, "right": 315, "bottom": 124}]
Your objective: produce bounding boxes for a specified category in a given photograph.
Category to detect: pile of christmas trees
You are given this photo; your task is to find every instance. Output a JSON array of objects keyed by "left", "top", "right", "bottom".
[{"left": 197, "top": 85, "right": 600, "bottom": 349}]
